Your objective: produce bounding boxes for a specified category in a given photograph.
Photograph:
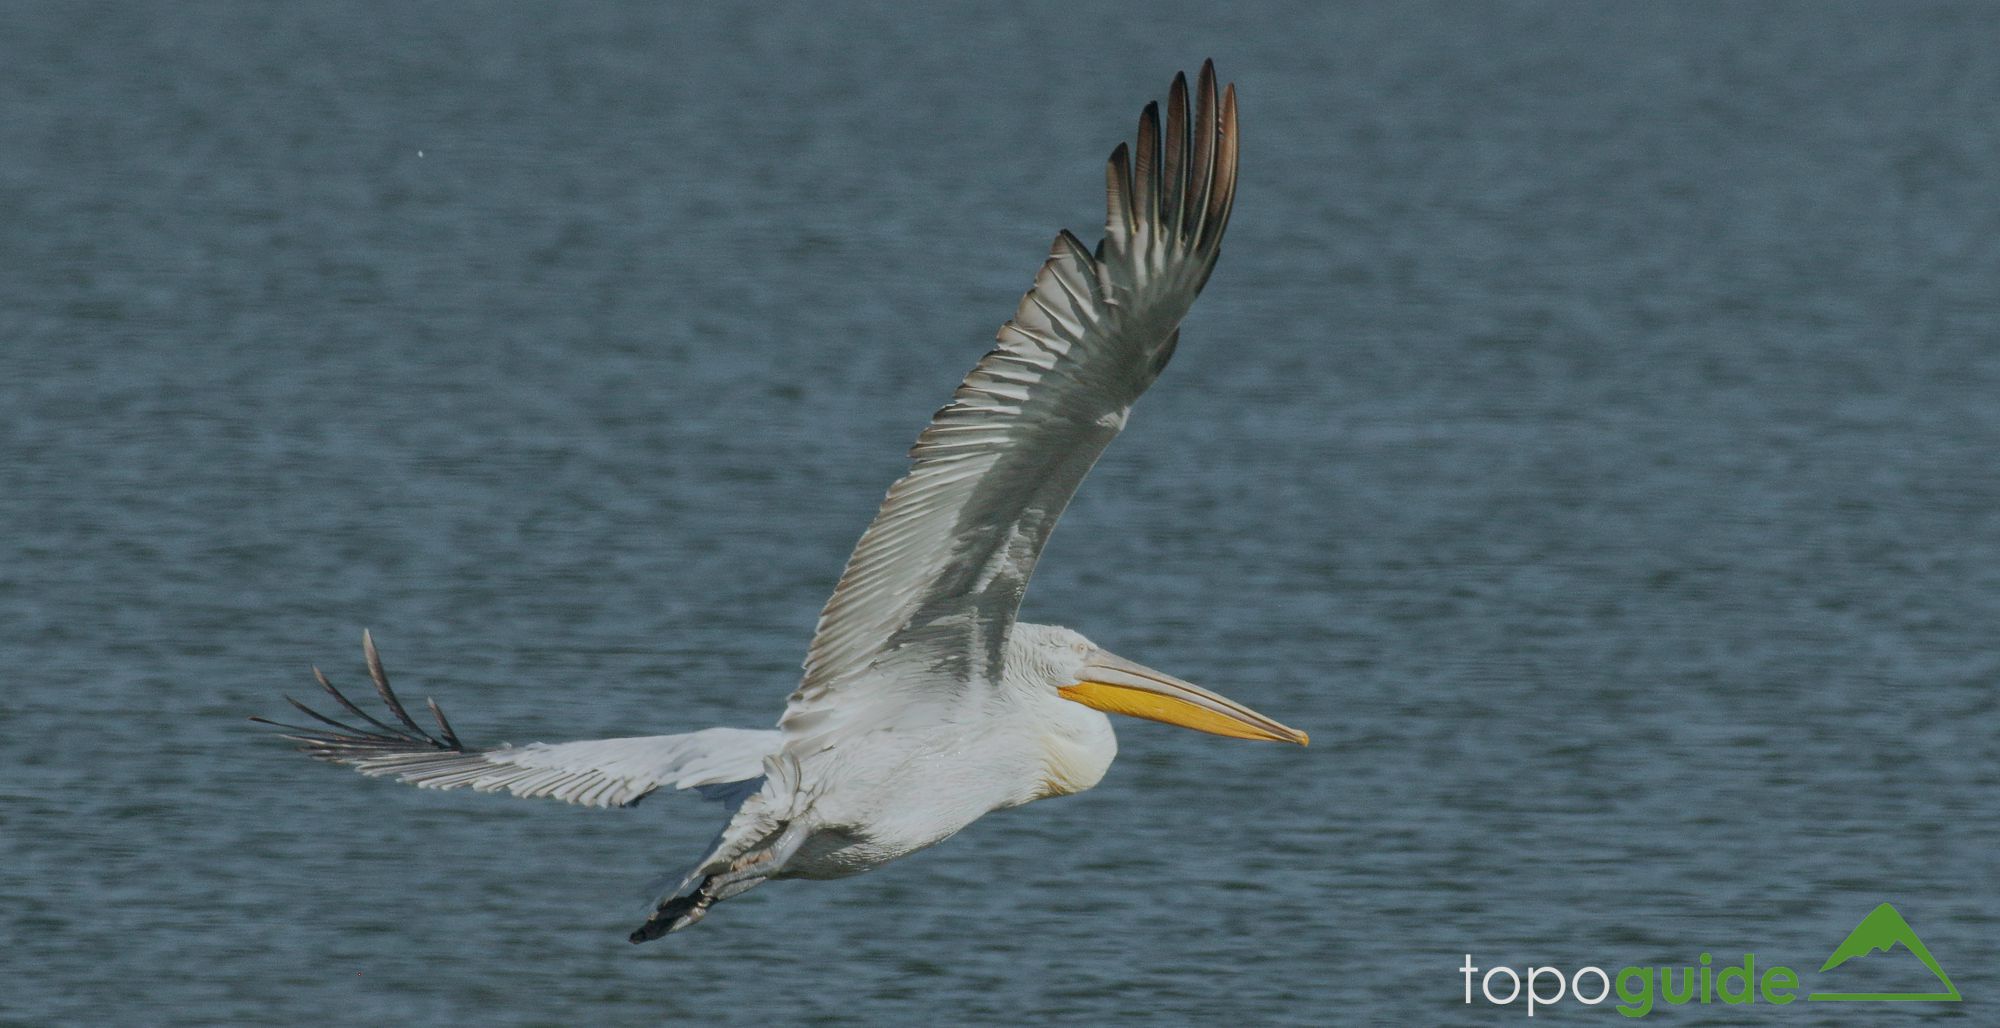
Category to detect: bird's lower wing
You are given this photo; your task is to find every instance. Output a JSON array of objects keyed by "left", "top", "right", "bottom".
[
  {"left": 253, "top": 632, "right": 779, "bottom": 809},
  {"left": 782, "top": 62, "right": 1241, "bottom": 747}
]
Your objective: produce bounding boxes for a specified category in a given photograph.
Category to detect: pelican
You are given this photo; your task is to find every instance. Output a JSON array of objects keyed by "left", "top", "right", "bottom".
[{"left": 256, "top": 61, "right": 1307, "bottom": 943}]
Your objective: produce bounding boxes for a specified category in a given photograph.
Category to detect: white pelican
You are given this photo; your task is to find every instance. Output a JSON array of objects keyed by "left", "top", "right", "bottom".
[{"left": 257, "top": 61, "right": 1306, "bottom": 943}]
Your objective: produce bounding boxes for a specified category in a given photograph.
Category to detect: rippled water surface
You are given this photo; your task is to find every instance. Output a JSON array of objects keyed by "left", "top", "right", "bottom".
[{"left": 4, "top": 3, "right": 1998, "bottom": 1024}]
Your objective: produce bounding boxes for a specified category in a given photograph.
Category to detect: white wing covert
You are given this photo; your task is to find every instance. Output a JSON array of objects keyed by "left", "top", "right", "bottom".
[{"left": 782, "top": 63, "right": 1241, "bottom": 747}]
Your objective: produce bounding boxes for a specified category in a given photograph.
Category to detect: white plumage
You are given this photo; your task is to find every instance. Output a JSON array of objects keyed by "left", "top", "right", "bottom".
[{"left": 257, "top": 61, "right": 1304, "bottom": 943}]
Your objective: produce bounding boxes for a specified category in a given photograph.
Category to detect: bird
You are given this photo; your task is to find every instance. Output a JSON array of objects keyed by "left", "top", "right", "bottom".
[{"left": 255, "top": 60, "right": 1307, "bottom": 943}]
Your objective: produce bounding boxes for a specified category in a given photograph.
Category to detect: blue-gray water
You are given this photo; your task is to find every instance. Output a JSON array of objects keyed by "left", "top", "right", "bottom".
[{"left": 4, "top": 3, "right": 1997, "bottom": 1024}]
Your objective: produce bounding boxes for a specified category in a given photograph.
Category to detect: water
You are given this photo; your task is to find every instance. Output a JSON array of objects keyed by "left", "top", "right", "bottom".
[{"left": 4, "top": 2, "right": 1997, "bottom": 1023}]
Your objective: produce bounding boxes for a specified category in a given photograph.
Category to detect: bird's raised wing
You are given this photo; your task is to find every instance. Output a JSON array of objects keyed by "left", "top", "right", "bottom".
[
  {"left": 254, "top": 632, "right": 778, "bottom": 808},
  {"left": 782, "top": 63, "right": 1239, "bottom": 745}
]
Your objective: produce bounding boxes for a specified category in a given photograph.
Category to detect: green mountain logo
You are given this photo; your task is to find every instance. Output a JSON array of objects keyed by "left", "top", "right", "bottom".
[{"left": 1809, "top": 902, "right": 1960, "bottom": 1002}]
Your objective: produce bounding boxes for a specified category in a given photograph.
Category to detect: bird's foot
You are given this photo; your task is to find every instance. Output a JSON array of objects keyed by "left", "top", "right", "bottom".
[{"left": 628, "top": 883, "right": 712, "bottom": 943}]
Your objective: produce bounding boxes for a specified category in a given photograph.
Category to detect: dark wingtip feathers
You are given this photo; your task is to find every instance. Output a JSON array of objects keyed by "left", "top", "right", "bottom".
[
  {"left": 253, "top": 634, "right": 465, "bottom": 763},
  {"left": 1207, "top": 81, "right": 1240, "bottom": 248},
  {"left": 1104, "top": 141, "right": 1135, "bottom": 236},
  {"left": 1134, "top": 100, "right": 1161, "bottom": 223},
  {"left": 1163, "top": 72, "right": 1190, "bottom": 233},
  {"left": 427, "top": 697, "right": 463, "bottom": 750},
  {"left": 1101, "top": 60, "right": 1238, "bottom": 259}
]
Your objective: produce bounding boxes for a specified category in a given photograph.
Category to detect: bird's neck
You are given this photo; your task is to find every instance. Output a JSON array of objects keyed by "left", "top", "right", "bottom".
[{"left": 1029, "top": 698, "right": 1118, "bottom": 801}]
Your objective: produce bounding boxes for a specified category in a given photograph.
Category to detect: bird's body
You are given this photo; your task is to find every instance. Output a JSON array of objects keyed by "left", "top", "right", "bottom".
[
  {"left": 749, "top": 716, "right": 1097, "bottom": 880},
  {"left": 711, "top": 626, "right": 1121, "bottom": 882},
  {"left": 257, "top": 62, "right": 1306, "bottom": 942}
]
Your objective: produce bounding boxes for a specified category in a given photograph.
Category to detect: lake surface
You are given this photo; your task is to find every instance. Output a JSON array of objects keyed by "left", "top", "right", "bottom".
[{"left": 4, "top": 2, "right": 1996, "bottom": 1024}]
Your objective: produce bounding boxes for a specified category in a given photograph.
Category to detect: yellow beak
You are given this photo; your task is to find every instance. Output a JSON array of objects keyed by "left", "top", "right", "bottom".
[{"left": 1059, "top": 649, "right": 1308, "bottom": 745}]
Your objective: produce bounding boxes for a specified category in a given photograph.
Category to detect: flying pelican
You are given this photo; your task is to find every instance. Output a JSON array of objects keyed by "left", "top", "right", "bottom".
[{"left": 256, "top": 61, "right": 1307, "bottom": 943}]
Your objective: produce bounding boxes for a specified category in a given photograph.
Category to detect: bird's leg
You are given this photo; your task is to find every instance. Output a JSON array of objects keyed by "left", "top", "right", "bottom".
[
  {"left": 627, "top": 820, "right": 812, "bottom": 943},
  {"left": 710, "top": 819, "right": 812, "bottom": 899}
]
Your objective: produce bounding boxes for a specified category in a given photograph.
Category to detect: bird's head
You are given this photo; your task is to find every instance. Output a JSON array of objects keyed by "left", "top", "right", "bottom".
[{"left": 1017, "top": 624, "right": 1308, "bottom": 746}]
